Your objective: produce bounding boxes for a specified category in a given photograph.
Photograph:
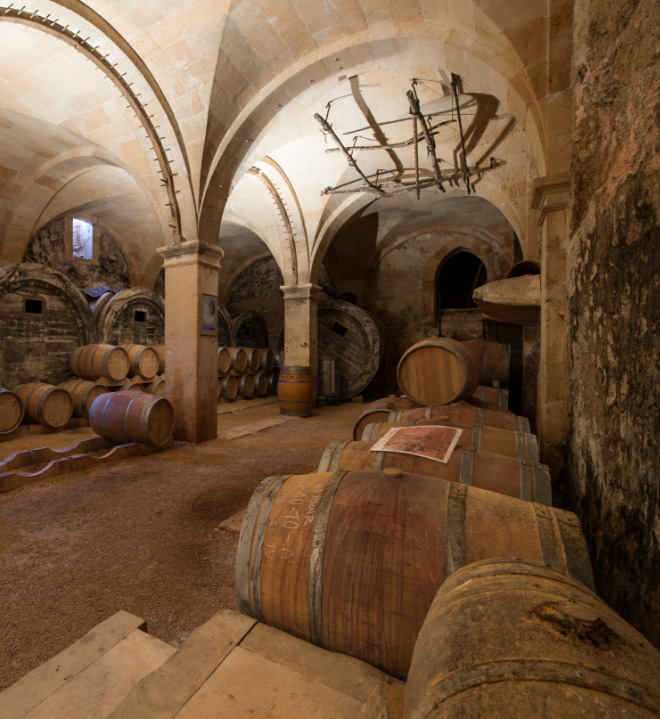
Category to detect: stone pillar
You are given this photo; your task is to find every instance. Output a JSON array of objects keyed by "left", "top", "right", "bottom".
[
  {"left": 532, "top": 175, "right": 571, "bottom": 482},
  {"left": 280, "top": 283, "right": 322, "bottom": 398},
  {"left": 158, "top": 240, "right": 223, "bottom": 443}
]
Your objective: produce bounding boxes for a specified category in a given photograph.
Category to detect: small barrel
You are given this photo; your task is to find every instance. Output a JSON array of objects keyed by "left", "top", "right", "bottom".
[
  {"left": 404, "top": 557, "right": 660, "bottom": 719},
  {"left": 88, "top": 390, "right": 174, "bottom": 447},
  {"left": 226, "top": 347, "right": 248, "bottom": 374},
  {"left": 256, "top": 348, "right": 275, "bottom": 372},
  {"left": 317, "top": 440, "right": 551, "bottom": 505},
  {"left": 0, "top": 388, "right": 24, "bottom": 434},
  {"left": 236, "top": 472, "right": 593, "bottom": 681},
  {"left": 71, "top": 344, "right": 129, "bottom": 382},
  {"left": 277, "top": 366, "right": 314, "bottom": 417},
  {"left": 120, "top": 379, "right": 145, "bottom": 392},
  {"left": 219, "top": 374, "right": 239, "bottom": 401},
  {"left": 120, "top": 344, "right": 159, "bottom": 380},
  {"left": 243, "top": 348, "right": 262, "bottom": 373},
  {"left": 145, "top": 378, "right": 165, "bottom": 397},
  {"left": 217, "top": 346, "right": 232, "bottom": 375},
  {"left": 253, "top": 371, "right": 269, "bottom": 397},
  {"left": 14, "top": 382, "right": 73, "bottom": 430},
  {"left": 461, "top": 340, "right": 512, "bottom": 389},
  {"left": 238, "top": 373, "right": 256, "bottom": 399},
  {"left": 58, "top": 378, "right": 109, "bottom": 418},
  {"left": 360, "top": 421, "right": 539, "bottom": 463},
  {"left": 150, "top": 344, "right": 166, "bottom": 375},
  {"left": 397, "top": 338, "right": 479, "bottom": 405},
  {"left": 472, "top": 385, "right": 509, "bottom": 409}
]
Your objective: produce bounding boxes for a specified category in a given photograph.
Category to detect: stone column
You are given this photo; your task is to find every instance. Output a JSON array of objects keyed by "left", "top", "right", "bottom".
[
  {"left": 158, "top": 240, "right": 224, "bottom": 443},
  {"left": 280, "top": 283, "right": 322, "bottom": 398},
  {"left": 532, "top": 175, "right": 571, "bottom": 482}
]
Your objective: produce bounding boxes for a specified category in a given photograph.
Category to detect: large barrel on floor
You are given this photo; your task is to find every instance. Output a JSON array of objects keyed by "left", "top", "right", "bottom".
[
  {"left": 317, "top": 440, "right": 551, "bottom": 505},
  {"left": 397, "top": 338, "right": 479, "bottom": 405},
  {"left": 404, "top": 557, "right": 660, "bottom": 719},
  {"left": 71, "top": 344, "right": 130, "bottom": 382},
  {"left": 58, "top": 378, "right": 109, "bottom": 418},
  {"left": 461, "top": 340, "right": 511, "bottom": 389},
  {"left": 360, "top": 421, "right": 539, "bottom": 463},
  {"left": 236, "top": 471, "right": 593, "bottom": 680},
  {"left": 277, "top": 366, "right": 314, "bottom": 417},
  {"left": 88, "top": 390, "right": 174, "bottom": 447},
  {"left": 0, "top": 388, "right": 24, "bottom": 433},
  {"left": 120, "top": 344, "right": 159, "bottom": 380},
  {"left": 14, "top": 382, "right": 73, "bottom": 430},
  {"left": 397, "top": 403, "right": 531, "bottom": 433}
]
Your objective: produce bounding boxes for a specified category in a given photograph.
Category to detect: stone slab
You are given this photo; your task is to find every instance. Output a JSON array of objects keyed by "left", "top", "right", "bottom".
[{"left": 0, "top": 611, "right": 147, "bottom": 719}]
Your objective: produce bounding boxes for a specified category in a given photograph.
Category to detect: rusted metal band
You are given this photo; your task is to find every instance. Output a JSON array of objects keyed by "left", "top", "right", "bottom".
[
  {"left": 520, "top": 461, "right": 532, "bottom": 502},
  {"left": 445, "top": 483, "right": 467, "bottom": 576},
  {"left": 459, "top": 447, "right": 475, "bottom": 486},
  {"left": 534, "top": 463, "right": 552, "bottom": 507},
  {"left": 372, "top": 451, "right": 386, "bottom": 471},
  {"left": 392, "top": 410, "right": 403, "bottom": 421},
  {"left": 308, "top": 470, "right": 348, "bottom": 647},
  {"left": 317, "top": 440, "right": 348, "bottom": 472},
  {"left": 532, "top": 503, "right": 561, "bottom": 570},
  {"left": 424, "top": 406, "right": 433, "bottom": 419},
  {"left": 477, "top": 408, "right": 485, "bottom": 426},
  {"left": 471, "top": 424, "right": 481, "bottom": 449},
  {"left": 361, "top": 423, "right": 380, "bottom": 441},
  {"left": 515, "top": 431, "right": 525, "bottom": 460},
  {"left": 525, "top": 433, "right": 540, "bottom": 464}
]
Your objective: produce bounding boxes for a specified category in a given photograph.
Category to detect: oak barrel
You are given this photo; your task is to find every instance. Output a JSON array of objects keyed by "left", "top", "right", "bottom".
[
  {"left": 219, "top": 374, "right": 239, "bottom": 401},
  {"left": 226, "top": 347, "right": 248, "bottom": 374},
  {"left": 243, "top": 347, "right": 261, "bottom": 373},
  {"left": 256, "top": 348, "right": 275, "bottom": 372},
  {"left": 317, "top": 440, "right": 551, "bottom": 505},
  {"left": 360, "top": 421, "right": 539, "bottom": 463},
  {"left": 58, "top": 378, "right": 108, "bottom": 418},
  {"left": 120, "top": 344, "right": 159, "bottom": 380},
  {"left": 472, "top": 385, "right": 509, "bottom": 408},
  {"left": 145, "top": 378, "right": 165, "bottom": 397},
  {"left": 88, "top": 390, "right": 174, "bottom": 447},
  {"left": 0, "top": 388, "right": 24, "bottom": 434},
  {"left": 397, "top": 338, "right": 479, "bottom": 405},
  {"left": 268, "top": 369, "right": 280, "bottom": 395},
  {"left": 217, "top": 346, "right": 232, "bottom": 375},
  {"left": 254, "top": 371, "right": 269, "bottom": 397},
  {"left": 14, "top": 382, "right": 73, "bottom": 430},
  {"left": 277, "top": 366, "right": 314, "bottom": 417},
  {"left": 238, "top": 373, "right": 255, "bottom": 399},
  {"left": 405, "top": 558, "right": 660, "bottom": 719},
  {"left": 120, "top": 379, "right": 144, "bottom": 392},
  {"left": 462, "top": 340, "right": 511, "bottom": 388},
  {"left": 353, "top": 396, "right": 424, "bottom": 440},
  {"left": 71, "top": 343, "right": 129, "bottom": 382},
  {"left": 150, "top": 344, "right": 166, "bottom": 374},
  {"left": 236, "top": 471, "right": 593, "bottom": 680}
]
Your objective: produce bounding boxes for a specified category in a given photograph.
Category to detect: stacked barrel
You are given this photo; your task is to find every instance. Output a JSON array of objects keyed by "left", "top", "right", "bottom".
[
  {"left": 217, "top": 346, "right": 277, "bottom": 402},
  {"left": 234, "top": 332, "right": 660, "bottom": 712}
]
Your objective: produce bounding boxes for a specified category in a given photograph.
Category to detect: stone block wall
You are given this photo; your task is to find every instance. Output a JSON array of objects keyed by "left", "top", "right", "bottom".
[{"left": 568, "top": 0, "right": 660, "bottom": 645}]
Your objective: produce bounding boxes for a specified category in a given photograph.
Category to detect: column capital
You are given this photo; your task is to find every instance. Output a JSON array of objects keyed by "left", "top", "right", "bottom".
[
  {"left": 158, "top": 240, "right": 224, "bottom": 269},
  {"left": 532, "top": 174, "right": 571, "bottom": 225},
  {"left": 280, "top": 283, "right": 322, "bottom": 301}
]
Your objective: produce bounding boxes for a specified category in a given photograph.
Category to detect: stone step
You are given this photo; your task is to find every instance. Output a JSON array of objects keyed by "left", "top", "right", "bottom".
[{"left": 0, "top": 611, "right": 176, "bottom": 719}]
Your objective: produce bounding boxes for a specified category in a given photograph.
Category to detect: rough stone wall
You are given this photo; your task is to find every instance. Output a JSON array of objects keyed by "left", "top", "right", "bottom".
[
  {"left": 25, "top": 218, "right": 131, "bottom": 290},
  {"left": 225, "top": 256, "right": 284, "bottom": 350},
  {"left": 568, "top": 0, "right": 660, "bottom": 645}
]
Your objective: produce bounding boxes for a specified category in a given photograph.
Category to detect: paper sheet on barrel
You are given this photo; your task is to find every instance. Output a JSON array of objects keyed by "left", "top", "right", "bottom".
[{"left": 369, "top": 425, "right": 463, "bottom": 464}]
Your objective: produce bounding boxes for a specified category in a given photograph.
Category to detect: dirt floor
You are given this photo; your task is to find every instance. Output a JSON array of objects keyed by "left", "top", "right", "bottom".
[{"left": 0, "top": 396, "right": 366, "bottom": 691}]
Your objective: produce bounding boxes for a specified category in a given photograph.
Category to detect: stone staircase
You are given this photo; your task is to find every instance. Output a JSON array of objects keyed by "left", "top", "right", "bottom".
[{"left": 0, "top": 609, "right": 404, "bottom": 719}]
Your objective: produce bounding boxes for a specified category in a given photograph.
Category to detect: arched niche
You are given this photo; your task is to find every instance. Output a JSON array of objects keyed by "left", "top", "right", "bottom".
[
  {"left": 95, "top": 287, "right": 165, "bottom": 346},
  {"left": 233, "top": 311, "right": 269, "bottom": 349}
]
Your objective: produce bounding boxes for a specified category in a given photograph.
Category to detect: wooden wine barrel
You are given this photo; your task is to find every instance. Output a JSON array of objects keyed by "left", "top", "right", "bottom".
[
  {"left": 226, "top": 347, "right": 248, "bottom": 375},
  {"left": 243, "top": 347, "right": 261, "bottom": 373},
  {"left": 150, "top": 344, "right": 166, "bottom": 375},
  {"left": 120, "top": 344, "right": 159, "bottom": 380},
  {"left": 71, "top": 344, "right": 129, "bottom": 382},
  {"left": 254, "top": 371, "right": 269, "bottom": 397},
  {"left": 462, "top": 340, "right": 511, "bottom": 389},
  {"left": 217, "top": 346, "right": 232, "bottom": 375},
  {"left": 317, "top": 440, "right": 551, "bottom": 505},
  {"left": 472, "top": 385, "right": 509, "bottom": 409},
  {"left": 236, "top": 471, "right": 594, "bottom": 680},
  {"left": 318, "top": 357, "right": 341, "bottom": 405},
  {"left": 277, "top": 366, "right": 314, "bottom": 417},
  {"left": 268, "top": 369, "right": 280, "bottom": 395},
  {"left": 256, "top": 348, "right": 275, "bottom": 372},
  {"left": 145, "top": 378, "right": 165, "bottom": 397},
  {"left": 14, "top": 382, "right": 73, "bottom": 430},
  {"left": 58, "top": 378, "right": 108, "bottom": 418},
  {"left": 404, "top": 558, "right": 660, "bottom": 719},
  {"left": 219, "top": 374, "right": 239, "bottom": 401},
  {"left": 120, "top": 379, "right": 145, "bottom": 392},
  {"left": 238, "top": 373, "right": 256, "bottom": 399},
  {"left": 397, "top": 338, "right": 479, "bottom": 406},
  {"left": 360, "top": 421, "right": 539, "bottom": 463},
  {"left": 0, "top": 388, "right": 24, "bottom": 434},
  {"left": 88, "top": 390, "right": 174, "bottom": 447},
  {"left": 353, "top": 397, "right": 530, "bottom": 441}
]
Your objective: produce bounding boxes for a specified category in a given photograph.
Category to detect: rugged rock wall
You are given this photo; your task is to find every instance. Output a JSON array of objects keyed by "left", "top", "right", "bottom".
[{"left": 568, "top": 0, "right": 660, "bottom": 645}]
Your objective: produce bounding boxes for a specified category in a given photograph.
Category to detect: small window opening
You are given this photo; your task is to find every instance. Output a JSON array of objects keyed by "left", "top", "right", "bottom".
[
  {"left": 134, "top": 310, "right": 147, "bottom": 323},
  {"left": 72, "top": 218, "right": 94, "bottom": 260},
  {"left": 25, "top": 299, "right": 43, "bottom": 314},
  {"left": 332, "top": 322, "right": 348, "bottom": 337}
]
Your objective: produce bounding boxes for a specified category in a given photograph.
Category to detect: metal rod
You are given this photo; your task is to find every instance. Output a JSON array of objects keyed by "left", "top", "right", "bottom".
[
  {"left": 451, "top": 73, "right": 471, "bottom": 194},
  {"left": 406, "top": 88, "right": 445, "bottom": 192}
]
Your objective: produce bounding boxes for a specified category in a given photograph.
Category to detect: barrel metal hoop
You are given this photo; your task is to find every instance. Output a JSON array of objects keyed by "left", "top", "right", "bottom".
[
  {"left": 372, "top": 451, "right": 386, "bottom": 471},
  {"left": 139, "top": 396, "right": 155, "bottom": 444},
  {"left": 477, "top": 408, "right": 485, "bottom": 426},
  {"left": 520, "top": 461, "right": 532, "bottom": 502},
  {"left": 534, "top": 463, "right": 553, "bottom": 507},
  {"left": 515, "top": 431, "right": 525, "bottom": 460},
  {"left": 532, "top": 503, "right": 561, "bottom": 570},
  {"left": 235, "top": 474, "right": 289, "bottom": 617},
  {"left": 526, "top": 433, "right": 540, "bottom": 465},
  {"left": 445, "top": 483, "right": 468, "bottom": 576},
  {"left": 472, "top": 424, "right": 481, "bottom": 450},
  {"left": 36, "top": 385, "right": 52, "bottom": 424},
  {"left": 406, "top": 419, "right": 416, "bottom": 427},
  {"left": 308, "top": 470, "right": 348, "bottom": 647},
  {"left": 459, "top": 447, "right": 475, "bottom": 486},
  {"left": 393, "top": 410, "right": 403, "bottom": 421},
  {"left": 520, "top": 416, "right": 531, "bottom": 434},
  {"left": 123, "top": 392, "right": 142, "bottom": 440},
  {"left": 418, "top": 660, "right": 657, "bottom": 714},
  {"left": 361, "top": 423, "right": 377, "bottom": 441},
  {"left": 424, "top": 406, "right": 432, "bottom": 419},
  {"left": 23, "top": 383, "right": 40, "bottom": 419}
]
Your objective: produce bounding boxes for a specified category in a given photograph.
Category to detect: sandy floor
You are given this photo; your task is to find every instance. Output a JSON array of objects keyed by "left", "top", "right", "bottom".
[{"left": 0, "top": 397, "right": 365, "bottom": 691}]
